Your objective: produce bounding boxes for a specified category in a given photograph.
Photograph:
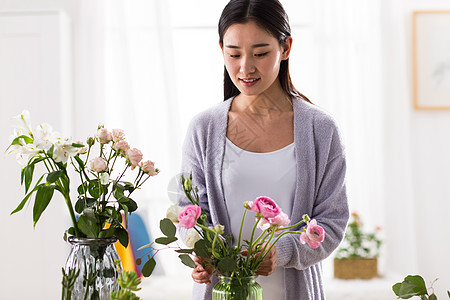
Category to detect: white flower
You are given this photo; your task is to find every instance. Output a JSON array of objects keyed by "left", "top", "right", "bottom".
[
  {"left": 185, "top": 229, "right": 201, "bottom": 248},
  {"left": 111, "top": 129, "right": 125, "bottom": 142},
  {"left": 34, "top": 123, "right": 59, "bottom": 151},
  {"left": 166, "top": 204, "right": 182, "bottom": 223},
  {"left": 14, "top": 144, "right": 40, "bottom": 166},
  {"left": 13, "top": 110, "right": 33, "bottom": 136},
  {"left": 89, "top": 157, "right": 108, "bottom": 172},
  {"left": 100, "top": 172, "right": 110, "bottom": 185},
  {"left": 53, "top": 138, "right": 79, "bottom": 163}
]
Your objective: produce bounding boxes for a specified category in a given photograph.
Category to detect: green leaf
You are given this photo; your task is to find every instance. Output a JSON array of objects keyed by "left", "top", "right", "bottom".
[
  {"left": 33, "top": 185, "right": 55, "bottom": 226},
  {"left": 75, "top": 198, "right": 85, "bottom": 214},
  {"left": 142, "top": 257, "right": 156, "bottom": 277},
  {"left": 179, "top": 254, "right": 195, "bottom": 268},
  {"left": 113, "top": 184, "right": 125, "bottom": 200},
  {"left": 155, "top": 237, "right": 177, "bottom": 245},
  {"left": 74, "top": 154, "right": 85, "bottom": 169},
  {"left": 47, "top": 144, "right": 54, "bottom": 159},
  {"left": 10, "top": 135, "right": 33, "bottom": 146},
  {"left": 194, "top": 239, "right": 210, "bottom": 258},
  {"left": 429, "top": 294, "right": 437, "bottom": 300},
  {"left": 160, "top": 218, "right": 176, "bottom": 237},
  {"left": 98, "top": 227, "right": 115, "bottom": 238},
  {"left": 88, "top": 181, "right": 102, "bottom": 198},
  {"left": 217, "top": 257, "right": 237, "bottom": 274},
  {"left": 115, "top": 226, "right": 129, "bottom": 248},
  {"left": 447, "top": 290, "right": 450, "bottom": 297},
  {"left": 46, "top": 170, "right": 62, "bottom": 183},
  {"left": 393, "top": 282, "right": 402, "bottom": 296},
  {"left": 77, "top": 215, "right": 100, "bottom": 238},
  {"left": 82, "top": 207, "right": 97, "bottom": 222},
  {"left": 175, "top": 249, "right": 194, "bottom": 254},
  {"left": 11, "top": 174, "right": 44, "bottom": 215},
  {"left": 23, "top": 164, "right": 35, "bottom": 193}
]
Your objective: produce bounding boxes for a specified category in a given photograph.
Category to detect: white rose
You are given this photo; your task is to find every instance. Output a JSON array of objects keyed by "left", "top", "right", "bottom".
[
  {"left": 89, "top": 157, "right": 108, "bottom": 172},
  {"left": 185, "top": 229, "right": 201, "bottom": 248},
  {"left": 96, "top": 128, "right": 112, "bottom": 144},
  {"left": 166, "top": 204, "right": 182, "bottom": 223},
  {"left": 111, "top": 129, "right": 126, "bottom": 142}
]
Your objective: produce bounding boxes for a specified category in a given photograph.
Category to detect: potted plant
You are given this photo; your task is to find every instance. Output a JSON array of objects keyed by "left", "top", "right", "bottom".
[
  {"left": 334, "top": 212, "right": 382, "bottom": 279},
  {"left": 393, "top": 274, "right": 450, "bottom": 299},
  {"left": 7, "top": 110, "right": 159, "bottom": 299}
]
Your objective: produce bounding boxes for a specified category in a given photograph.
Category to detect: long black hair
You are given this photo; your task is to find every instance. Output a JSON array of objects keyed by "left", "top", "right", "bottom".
[{"left": 218, "top": 0, "right": 311, "bottom": 103}]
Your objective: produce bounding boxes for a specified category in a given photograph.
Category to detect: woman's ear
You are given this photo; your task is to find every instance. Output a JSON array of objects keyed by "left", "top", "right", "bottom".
[
  {"left": 281, "top": 36, "right": 293, "bottom": 60},
  {"left": 219, "top": 41, "right": 224, "bottom": 54}
]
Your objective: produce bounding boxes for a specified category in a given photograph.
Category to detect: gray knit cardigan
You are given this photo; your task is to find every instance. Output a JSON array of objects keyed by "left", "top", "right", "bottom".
[{"left": 179, "top": 96, "right": 349, "bottom": 300}]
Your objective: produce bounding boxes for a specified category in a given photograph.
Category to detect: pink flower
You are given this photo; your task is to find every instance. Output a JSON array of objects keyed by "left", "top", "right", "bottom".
[
  {"left": 111, "top": 129, "right": 125, "bottom": 142},
  {"left": 96, "top": 128, "right": 112, "bottom": 144},
  {"left": 257, "top": 211, "right": 290, "bottom": 232},
  {"left": 113, "top": 140, "right": 130, "bottom": 155},
  {"left": 90, "top": 157, "right": 108, "bottom": 172},
  {"left": 300, "top": 219, "right": 325, "bottom": 249},
  {"left": 140, "top": 160, "right": 158, "bottom": 176},
  {"left": 178, "top": 205, "right": 202, "bottom": 229},
  {"left": 248, "top": 196, "right": 281, "bottom": 219},
  {"left": 126, "top": 148, "right": 143, "bottom": 169}
]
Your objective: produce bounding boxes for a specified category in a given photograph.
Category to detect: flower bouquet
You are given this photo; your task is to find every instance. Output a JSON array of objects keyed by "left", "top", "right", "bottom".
[
  {"left": 7, "top": 111, "right": 158, "bottom": 299},
  {"left": 334, "top": 212, "right": 382, "bottom": 279},
  {"left": 138, "top": 173, "right": 325, "bottom": 299}
]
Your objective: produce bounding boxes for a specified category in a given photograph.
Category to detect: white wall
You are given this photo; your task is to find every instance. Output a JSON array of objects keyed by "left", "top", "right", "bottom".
[{"left": 381, "top": 0, "right": 450, "bottom": 296}]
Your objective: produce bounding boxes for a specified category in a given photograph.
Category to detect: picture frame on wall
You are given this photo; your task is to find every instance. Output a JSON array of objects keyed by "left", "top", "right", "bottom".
[{"left": 413, "top": 11, "right": 450, "bottom": 110}]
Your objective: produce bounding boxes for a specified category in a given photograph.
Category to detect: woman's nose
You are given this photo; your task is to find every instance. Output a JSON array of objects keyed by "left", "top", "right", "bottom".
[{"left": 240, "top": 55, "right": 256, "bottom": 74}]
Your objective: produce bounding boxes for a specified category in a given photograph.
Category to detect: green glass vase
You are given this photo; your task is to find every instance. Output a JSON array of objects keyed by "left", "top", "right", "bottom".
[{"left": 212, "top": 275, "right": 263, "bottom": 300}]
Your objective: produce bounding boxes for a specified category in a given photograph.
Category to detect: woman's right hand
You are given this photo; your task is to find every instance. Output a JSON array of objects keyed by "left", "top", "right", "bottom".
[{"left": 192, "top": 256, "right": 214, "bottom": 285}]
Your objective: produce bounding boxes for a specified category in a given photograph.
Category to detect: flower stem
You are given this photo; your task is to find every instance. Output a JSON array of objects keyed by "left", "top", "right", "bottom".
[{"left": 237, "top": 209, "right": 247, "bottom": 250}]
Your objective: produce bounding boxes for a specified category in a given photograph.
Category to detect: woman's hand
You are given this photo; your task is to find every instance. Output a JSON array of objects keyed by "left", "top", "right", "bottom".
[
  {"left": 242, "top": 244, "right": 278, "bottom": 276},
  {"left": 192, "top": 256, "right": 214, "bottom": 284}
]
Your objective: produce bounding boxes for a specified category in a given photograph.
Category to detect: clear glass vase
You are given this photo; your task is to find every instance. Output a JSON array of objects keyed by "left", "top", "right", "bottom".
[
  {"left": 64, "top": 237, "right": 121, "bottom": 300},
  {"left": 212, "top": 276, "right": 263, "bottom": 300}
]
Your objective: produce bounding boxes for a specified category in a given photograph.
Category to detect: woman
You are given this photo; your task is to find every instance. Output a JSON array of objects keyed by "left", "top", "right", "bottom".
[{"left": 179, "top": 0, "right": 349, "bottom": 299}]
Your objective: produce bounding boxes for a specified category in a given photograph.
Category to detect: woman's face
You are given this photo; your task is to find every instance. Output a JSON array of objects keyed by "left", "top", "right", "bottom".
[{"left": 221, "top": 21, "right": 291, "bottom": 97}]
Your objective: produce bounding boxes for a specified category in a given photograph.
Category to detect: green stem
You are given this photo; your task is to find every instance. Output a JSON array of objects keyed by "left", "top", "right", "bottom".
[
  {"left": 237, "top": 209, "right": 247, "bottom": 250},
  {"left": 65, "top": 194, "right": 80, "bottom": 236},
  {"left": 246, "top": 216, "right": 261, "bottom": 267}
]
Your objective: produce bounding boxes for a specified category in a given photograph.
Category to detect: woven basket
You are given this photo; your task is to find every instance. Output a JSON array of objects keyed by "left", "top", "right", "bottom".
[{"left": 333, "top": 258, "right": 378, "bottom": 279}]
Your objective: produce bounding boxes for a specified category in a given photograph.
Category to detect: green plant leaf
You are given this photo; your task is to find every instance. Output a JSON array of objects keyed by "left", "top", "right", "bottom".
[
  {"left": 142, "top": 257, "right": 156, "bottom": 277},
  {"left": 47, "top": 170, "right": 62, "bottom": 183},
  {"left": 9, "top": 134, "right": 33, "bottom": 146},
  {"left": 217, "top": 257, "right": 237, "bottom": 274},
  {"left": 429, "top": 294, "right": 437, "bottom": 300},
  {"left": 11, "top": 174, "right": 45, "bottom": 215},
  {"left": 179, "top": 254, "right": 195, "bottom": 268},
  {"left": 160, "top": 218, "right": 176, "bottom": 237},
  {"left": 33, "top": 184, "right": 56, "bottom": 226},
  {"left": 98, "top": 227, "right": 115, "bottom": 238},
  {"left": 447, "top": 290, "right": 450, "bottom": 297},
  {"left": 175, "top": 249, "right": 194, "bottom": 254},
  {"left": 82, "top": 207, "right": 97, "bottom": 222},
  {"left": 23, "top": 164, "right": 35, "bottom": 193},
  {"left": 392, "top": 282, "right": 401, "bottom": 296},
  {"left": 77, "top": 215, "right": 100, "bottom": 238},
  {"left": 194, "top": 239, "right": 210, "bottom": 258},
  {"left": 155, "top": 237, "right": 177, "bottom": 245},
  {"left": 77, "top": 183, "right": 88, "bottom": 195},
  {"left": 113, "top": 184, "right": 125, "bottom": 200},
  {"left": 115, "top": 226, "right": 129, "bottom": 248},
  {"left": 88, "top": 181, "right": 102, "bottom": 198},
  {"left": 47, "top": 144, "right": 54, "bottom": 159},
  {"left": 75, "top": 198, "right": 85, "bottom": 214}
]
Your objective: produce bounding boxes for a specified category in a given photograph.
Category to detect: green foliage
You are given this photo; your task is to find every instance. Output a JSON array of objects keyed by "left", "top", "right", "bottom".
[
  {"left": 335, "top": 212, "right": 382, "bottom": 259},
  {"left": 8, "top": 116, "right": 159, "bottom": 248},
  {"left": 61, "top": 267, "right": 80, "bottom": 300},
  {"left": 110, "top": 261, "right": 141, "bottom": 300},
  {"left": 393, "top": 275, "right": 449, "bottom": 299}
]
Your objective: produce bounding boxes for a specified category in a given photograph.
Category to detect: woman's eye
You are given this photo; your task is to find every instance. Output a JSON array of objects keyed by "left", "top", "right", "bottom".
[
  {"left": 229, "top": 54, "right": 240, "bottom": 58},
  {"left": 255, "top": 52, "right": 268, "bottom": 57}
]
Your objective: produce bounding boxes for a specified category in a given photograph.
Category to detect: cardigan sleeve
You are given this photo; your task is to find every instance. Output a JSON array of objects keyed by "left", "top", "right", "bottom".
[{"left": 276, "top": 115, "right": 349, "bottom": 270}]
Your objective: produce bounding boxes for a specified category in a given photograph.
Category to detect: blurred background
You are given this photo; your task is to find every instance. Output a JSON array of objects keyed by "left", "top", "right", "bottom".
[{"left": 0, "top": 0, "right": 449, "bottom": 299}]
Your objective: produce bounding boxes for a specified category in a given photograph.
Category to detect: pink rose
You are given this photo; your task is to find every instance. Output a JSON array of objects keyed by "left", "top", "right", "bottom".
[
  {"left": 96, "top": 128, "right": 112, "bottom": 144},
  {"left": 111, "top": 129, "right": 125, "bottom": 142},
  {"left": 248, "top": 196, "right": 281, "bottom": 219},
  {"left": 113, "top": 140, "right": 130, "bottom": 155},
  {"left": 126, "top": 148, "right": 143, "bottom": 169},
  {"left": 140, "top": 160, "right": 158, "bottom": 176},
  {"left": 300, "top": 219, "right": 325, "bottom": 249},
  {"left": 178, "top": 205, "right": 202, "bottom": 229},
  {"left": 90, "top": 157, "right": 108, "bottom": 172}
]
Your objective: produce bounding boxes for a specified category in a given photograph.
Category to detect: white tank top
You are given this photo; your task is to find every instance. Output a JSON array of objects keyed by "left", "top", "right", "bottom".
[{"left": 222, "top": 137, "right": 297, "bottom": 300}]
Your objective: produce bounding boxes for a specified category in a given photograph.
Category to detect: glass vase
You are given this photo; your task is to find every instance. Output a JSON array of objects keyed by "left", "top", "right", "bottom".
[
  {"left": 212, "top": 276, "right": 263, "bottom": 300},
  {"left": 64, "top": 237, "right": 121, "bottom": 300}
]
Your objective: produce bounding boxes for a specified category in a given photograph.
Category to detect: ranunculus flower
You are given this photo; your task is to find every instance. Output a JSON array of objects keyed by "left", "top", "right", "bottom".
[
  {"left": 300, "top": 219, "right": 325, "bottom": 249},
  {"left": 257, "top": 211, "right": 290, "bottom": 231},
  {"left": 178, "top": 205, "right": 202, "bottom": 229},
  {"left": 89, "top": 157, "right": 108, "bottom": 172},
  {"left": 166, "top": 204, "right": 182, "bottom": 223},
  {"left": 140, "top": 160, "right": 158, "bottom": 175},
  {"left": 126, "top": 148, "right": 143, "bottom": 169},
  {"left": 111, "top": 129, "right": 125, "bottom": 142},
  {"left": 185, "top": 229, "right": 201, "bottom": 248},
  {"left": 96, "top": 128, "right": 112, "bottom": 144},
  {"left": 113, "top": 140, "right": 130, "bottom": 155},
  {"left": 248, "top": 196, "right": 281, "bottom": 219}
]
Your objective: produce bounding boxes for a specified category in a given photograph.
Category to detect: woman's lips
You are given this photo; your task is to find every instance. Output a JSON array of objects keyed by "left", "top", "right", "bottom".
[{"left": 240, "top": 78, "right": 260, "bottom": 87}]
